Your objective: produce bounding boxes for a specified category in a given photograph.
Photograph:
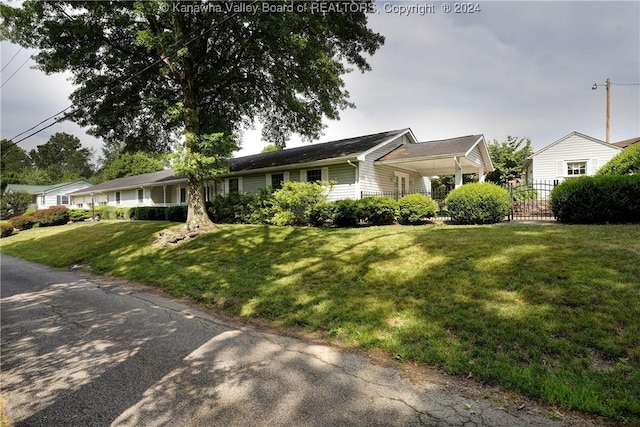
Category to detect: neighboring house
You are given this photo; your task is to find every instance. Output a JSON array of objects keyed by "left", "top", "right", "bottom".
[
  {"left": 524, "top": 131, "right": 623, "bottom": 183},
  {"left": 612, "top": 136, "right": 640, "bottom": 149},
  {"left": 4, "top": 181, "right": 92, "bottom": 210},
  {"left": 70, "top": 128, "right": 494, "bottom": 208}
]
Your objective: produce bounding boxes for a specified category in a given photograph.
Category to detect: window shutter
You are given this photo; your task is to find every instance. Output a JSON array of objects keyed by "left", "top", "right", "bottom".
[
  {"left": 284, "top": 171, "right": 290, "bottom": 182},
  {"left": 224, "top": 179, "right": 229, "bottom": 194},
  {"left": 56, "top": 195, "right": 61, "bottom": 205},
  {"left": 266, "top": 174, "right": 271, "bottom": 187},
  {"left": 556, "top": 161, "right": 564, "bottom": 177},
  {"left": 238, "top": 177, "right": 244, "bottom": 193},
  {"left": 321, "top": 167, "right": 329, "bottom": 182},
  {"left": 300, "top": 170, "right": 307, "bottom": 182}
]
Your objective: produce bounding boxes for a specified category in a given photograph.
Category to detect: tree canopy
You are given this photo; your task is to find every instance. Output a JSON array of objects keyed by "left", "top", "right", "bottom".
[
  {"left": 485, "top": 136, "right": 532, "bottom": 185},
  {"left": 29, "top": 132, "right": 94, "bottom": 181},
  {"left": 1, "top": 1, "right": 384, "bottom": 230},
  {"left": 100, "top": 152, "right": 166, "bottom": 182}
]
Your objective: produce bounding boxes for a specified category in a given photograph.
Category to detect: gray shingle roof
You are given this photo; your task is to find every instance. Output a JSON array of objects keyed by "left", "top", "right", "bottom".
[
  {"left": 377, "top": 135, "right": 483, "bottom": 161},
  {"left": 229, "top": 129, "right": 410, "bottom": 172},
  {"left": 70, "top": 170, "right": 185, "bottom": 195}
]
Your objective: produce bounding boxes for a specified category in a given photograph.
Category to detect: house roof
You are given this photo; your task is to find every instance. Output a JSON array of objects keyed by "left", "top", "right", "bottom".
[
  {"left": 528, "top": 131, "right": 622, "bottom": 159},
  {"left": 70, "top": 170, "right": 185, "bottom": 195},
  {"left": 4, "top": 181, "right": 90, "bottom": 195},
  {"left": 612, "top": 136, "right": 640, "bottom": 148},
  {"left": 376, "top": 135, "right": 484, "bottom": 161},
  {"left": 227, "top": 129, "right": 411, "bottom": 173}
]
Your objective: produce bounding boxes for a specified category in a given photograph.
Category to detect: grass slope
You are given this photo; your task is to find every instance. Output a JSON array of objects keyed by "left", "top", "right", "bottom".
[{"left": 2, "top": 221, "right": 639, "bottom": 423}]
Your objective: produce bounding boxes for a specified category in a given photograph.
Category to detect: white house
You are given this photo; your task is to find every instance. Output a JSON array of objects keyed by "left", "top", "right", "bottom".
[
  {"left": 4, "top": 181, "right": 92, "bottom": 210},
  {"left": 524, "top": 131, "right": 623, "bottom": 183},
  {"left": 70, "top": 128, "right": 494, "bottom": 208}
]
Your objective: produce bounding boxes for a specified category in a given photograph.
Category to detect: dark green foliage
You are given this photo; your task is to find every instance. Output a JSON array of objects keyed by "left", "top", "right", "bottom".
[
  {"left": 68, "top": 209, "right": 92, "bottom": 222},
  {"left": 94, "top": 206, "right": 130, "bottom": 220},
  {"left": 596, "top": 144, "right": 640, "bottom": 176},
  {"left": 100, "top": 152, "right": 165, "bottom": 182},
  {"left": 333, "top": 199, "right": 362, "bottom": 227},
  {"left": 165, "top": 206, "right": 187, "bottom": 223},
  {"left": 398, "top": 193, "right": 438, "bottom": 225},
  {"left": 131, "top": 207, "right": 167, "bottom": 221},
  {"left": 445, "top": 183, "right": 511, "bottom": 224},
  {"left": 207, "top": 193, "right": 255, "bottom": 224},
  {"left": 9, "top": 215, "right": 35, "bottom": 231},
  {"left": 0, "top": 223, "right": 14, "bottom": 238},
  {"left": 29, "top": 133, "right": 94, "bottom": 181},
  {"left": 307, "top": 202, "right": 337, "bottom": 227},
  {"left": 550, "top": 175, "right": 640, "bottom": 223},
  {"left": 510, "top": 184, "right": 538, "bottom": 201},
  {"left": 31, "top": 206, "right": 70, "bottom": 227},
  {"left": 0, "top": 191, "right": 33, "bottom": 219},
  {"left": 358, "top": 196, "right": 398, "bottom": 226}
]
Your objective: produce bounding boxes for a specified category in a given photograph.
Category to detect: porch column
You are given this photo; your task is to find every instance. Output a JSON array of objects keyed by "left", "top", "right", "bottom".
[
  {"left": 478, "top": 167, "right": 485, "bottom": 182},
  {"left": 454, "top": 156, "right": 463, "bottom": 188},
  {"left": 163, "top": 185, "right": 167, "bottom": 206}
]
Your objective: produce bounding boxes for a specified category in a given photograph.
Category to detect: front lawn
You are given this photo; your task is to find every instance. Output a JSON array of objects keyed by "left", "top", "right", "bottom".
[{"left": 2, "top": 221, "right": 639, "bottom": 423}]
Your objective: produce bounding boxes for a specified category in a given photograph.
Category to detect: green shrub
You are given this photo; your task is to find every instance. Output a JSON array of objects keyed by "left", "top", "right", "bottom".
[
  {"left": 24, "top": 208, "right": 37, "bottom": 216},
  {"left": 31, "top": 206, "right": 70, "bottom": 227},
  {"left": 550, "top": 175, "right": 640, "bottom": 223},
  {"left": 268, "top": 181, "right": 328, "bottom": 226},
  {"left": 248, "top": 188, "right": 277, "bottom": 225},
  {"left": 596, "top": 144, "right": 640, "bottom": 176},
  {"left": 308, "top": 202, "right": 337, "bottom": 227},
  {"left": 0, "top": 191, "right": 33, "bottom": 219},
  {"left": 333, "top": 199, "right": 361, "bottom": 227},
  {"left": 398, "top": 193, "right": 438, "bottom": 225},
  {"left": 207, "top": 193, "right": 254, "bottom": 224},
  {"left": 358, "top": 196, "right": 398, "bottom": 226},
  {"left": 444, "top": 183, "right": 511, "bottom": 224},
  {"left": 69, "top": 209, "right": 92, "bottom": 222},
  {"left": 131, "top": 207, "right": 166, "bottom": 221},
  {"left": 9, "top": 214, "right": 35, "bottom": 230},
  {"left": 510, "top": 184, "right": 538, "bottom": 201},
  {"left": 0, "top": 223, "right": 14, "bottom": 238},
  {"left": 165, "top": 206, "right": 188, "bottom": 222}
]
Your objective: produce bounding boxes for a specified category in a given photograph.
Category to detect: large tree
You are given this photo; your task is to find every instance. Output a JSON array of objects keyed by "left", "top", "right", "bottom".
[
  {"left": 485, "top": 136, "right": 533, "bottom": 185},
  {"left": 1, "top": 1, "right": 384, "bottom": 230},
  {"left": 29, "top": 132, "right": 94, "bottom": 181}
]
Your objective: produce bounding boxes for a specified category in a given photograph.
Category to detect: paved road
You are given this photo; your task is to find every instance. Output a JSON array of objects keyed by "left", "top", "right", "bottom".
[{"left": 1, "top": 255, "right": 596, "bottom": 426}]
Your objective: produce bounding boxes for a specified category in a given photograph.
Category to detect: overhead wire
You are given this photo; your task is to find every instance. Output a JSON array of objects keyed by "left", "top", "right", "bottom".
[{"left": 1, "top": 46, "right": 24, "bottom": 72}]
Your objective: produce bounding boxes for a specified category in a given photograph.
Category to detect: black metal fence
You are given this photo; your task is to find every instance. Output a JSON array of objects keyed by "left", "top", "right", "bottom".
[{"left": 361, "top": 181, "right": 559, "bottom": 221}]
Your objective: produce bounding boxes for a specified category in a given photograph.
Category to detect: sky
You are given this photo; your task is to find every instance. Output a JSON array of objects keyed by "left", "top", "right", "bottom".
[{"left": 1, "top": 0, "right": 639, "bottom": 166}]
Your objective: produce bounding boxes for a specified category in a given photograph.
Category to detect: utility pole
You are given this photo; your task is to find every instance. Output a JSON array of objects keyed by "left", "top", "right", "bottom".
[{"left": 605, "top": 78, "right": 611, "bottom": 144}]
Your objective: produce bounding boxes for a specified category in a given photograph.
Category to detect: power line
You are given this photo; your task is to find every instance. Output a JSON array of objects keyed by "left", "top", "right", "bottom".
[
  {"left": 1, "top": 46, "right": 24, "bottom": 72},
  {"left": 0, "top": 54, "right": 32, "bottom": 88}
]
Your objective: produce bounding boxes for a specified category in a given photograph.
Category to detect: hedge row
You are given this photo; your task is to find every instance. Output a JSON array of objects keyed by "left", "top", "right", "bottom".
[
  {"left": 9, "top": 206, "right": 70, "bottom": 230},
  {"left": 550, "top": 175, "right": 640, "bottom": 223}
]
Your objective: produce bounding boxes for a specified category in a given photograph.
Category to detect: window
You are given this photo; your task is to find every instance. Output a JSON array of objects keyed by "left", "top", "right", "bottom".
[
  {"left": 306, "top": 169, "right": 322, "bottom": 183},
  {"left": 271, "top": 173, "right": 284, "bottom": 189},
  {"left": 567, "top": 162, "right": 587, "bottom": 176},
  {"left": 56, "top": 195, "right": 69, "bottom": 205},
  {"left": 40, "top": 195, "right": 45, "bottom": 205},
  {"left": 115, "top": 191, "right": 121, "bottom": 205},
  {"left": 229, "top": 179, "right": 239, "bottom": 194},
  {"left": 137, "top": 189, "right": 144, "bottom": 203},
  {"left": 180, "top": 188, "right": 187, "bottom": 203}
]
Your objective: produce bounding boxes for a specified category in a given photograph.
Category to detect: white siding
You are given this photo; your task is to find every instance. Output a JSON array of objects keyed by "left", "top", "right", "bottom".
[
  {"left": 40, "top": 182, "right": 91, "bottom": 209},
  {"left": 531, "top": 134, "right": 621, "bottom": 182},
  {"left": 326, "top": 163, "right": 357, "bottom": 201},
  {"left": 360, "top": 136, "right": 406, "bottom": 194},
  {"left": 467, "top": 145, "right": 483, "bottom": 164}
]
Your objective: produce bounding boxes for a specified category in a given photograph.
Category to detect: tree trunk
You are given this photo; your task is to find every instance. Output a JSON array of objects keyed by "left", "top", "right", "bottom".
[{"left": 185, "top": 175, "right": 215, "bottom": 231}]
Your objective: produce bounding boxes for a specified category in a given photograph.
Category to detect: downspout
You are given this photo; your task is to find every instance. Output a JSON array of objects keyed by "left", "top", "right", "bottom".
[{"left": 347, "top": 160, "right": 360, "bottom": 199}]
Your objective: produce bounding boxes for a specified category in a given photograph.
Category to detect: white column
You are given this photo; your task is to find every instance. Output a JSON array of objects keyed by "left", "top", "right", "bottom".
[
  {"left": 454, "top": 157, "right": 463, "bottom": 188},
  {"left": 478, "top": 167, "right": 485, "bottom": 183}
]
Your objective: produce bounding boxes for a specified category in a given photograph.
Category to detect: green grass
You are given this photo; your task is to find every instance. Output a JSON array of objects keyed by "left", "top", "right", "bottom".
[{"left": 2, "top": 221, "right": 639, "bottom": 423}]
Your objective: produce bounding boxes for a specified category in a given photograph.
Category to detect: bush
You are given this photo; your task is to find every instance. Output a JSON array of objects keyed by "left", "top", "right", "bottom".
[
  {"left": 31, "top": 206, "right": 70, "bottom": 227},
  {"left": 69, "top": 209, "right": 92, "bottom": 222},
  {"left": 358, "top": 196, "right": 398, "bottom": 226},
  {"left": 165, "top": 206, "right": 188, "bottom": 222},
  {"left": 207, "top": 193, "right": 255, "bottom": 224},
  {"left": 596, "top": 144, "right": 640, "bottom": 176},
  {"left": 308, "top": 202, "right": 337, "bottom": 227},
  {"left": 444, "top": 183, "right": 511, "bottom": 224},
  {"left": 550, "top": 175, "right": 640, "bottom": 223},
  {"left": 333, "top": 199, "right": 362, "bottom": 227},
  {"left": 510, "top": 184, "right": 538, "bottom": 201},
  {"left": 269, "top": 181, "right": 328, "bottom": 226},
  {"left": 398, "top": 193, "right": 438, "bottom": 225},
  {"left": 131, "top": 207, "right": 166, "bottom": 221},
  {"left": 9, "top": 214, "right": 35, "bottom": 230},
  {"left": 1, "top": 223, "right": 14, "bottom": 238},
  {"left": 0, "top": 191, "right": 33, "bottom": 219}
]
